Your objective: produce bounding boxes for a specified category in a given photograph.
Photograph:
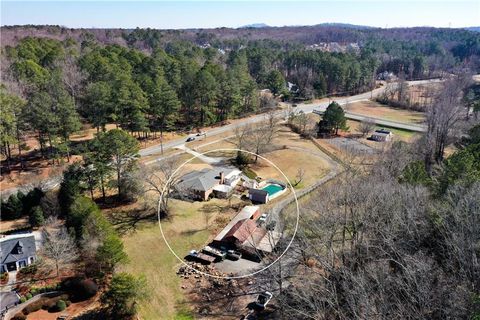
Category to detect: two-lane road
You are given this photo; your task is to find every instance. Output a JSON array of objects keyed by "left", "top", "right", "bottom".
[{"left": 1, "top": 79, "right": 439, "bottom": 198}]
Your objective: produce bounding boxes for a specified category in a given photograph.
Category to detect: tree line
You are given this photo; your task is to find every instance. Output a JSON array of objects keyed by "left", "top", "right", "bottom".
[{"left": 2, "top": 32, "right": 468, "bottom": 169}]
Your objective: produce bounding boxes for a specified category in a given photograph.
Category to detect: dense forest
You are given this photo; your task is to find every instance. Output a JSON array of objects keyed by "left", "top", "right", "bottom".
[{"left": 1, "top": 25, "right": 479, "bottom": 168}]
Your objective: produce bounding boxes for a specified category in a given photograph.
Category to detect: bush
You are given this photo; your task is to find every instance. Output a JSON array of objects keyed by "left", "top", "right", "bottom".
[
  {"left": 56, "top": 300, "right": 66, "bottom": 311},
  {"left": 26, "top": 293, "right": 32, "bottom": 300},
  {"left": 19, "top": 297, "right": 26, "bottom": 303},
  {"left": 61, "top": 277, "right": 98, "bottom": 301},
  {"left": 0, "top": 272, "right": 8, "bottom": 281},
  {"left": 19, "top": 263, "right": 37, "bottom": 275},
  {"left": 22, "top": 300, "right": 43, "bottom": 314},
  {"left": 42, "top": 300, "right": 56, "bottom": 310},
  {"left": 12, "top": 313, "right": 26, "bottom": 320}
]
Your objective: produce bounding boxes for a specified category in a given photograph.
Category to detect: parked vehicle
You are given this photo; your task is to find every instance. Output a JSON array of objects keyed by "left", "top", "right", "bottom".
[
  {"left": 202, "top": 245, "right": 226, "bottom": 261},
  {"left": 255, "top": 291, "right": 273, "bottom": 308},
  {"left": 186, "top": 137, "right": 195, "bottom": 142},
  {"left": 187, "top": 250, "right": 215, "bottom": 264},
  {"left": 226, "top": 250, "right": 242, "bottom": 261},
  {"left": 258, "top": 213, "right": 268, "bottom": 224}
]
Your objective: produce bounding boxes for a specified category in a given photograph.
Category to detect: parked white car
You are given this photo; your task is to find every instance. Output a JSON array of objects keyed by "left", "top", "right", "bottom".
[{"left": 258, "top": 213, "right": 268, "bottom": 223}]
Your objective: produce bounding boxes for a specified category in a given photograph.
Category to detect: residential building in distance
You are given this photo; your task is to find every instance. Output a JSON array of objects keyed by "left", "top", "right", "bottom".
[{"left": 371, "top": 129, "right": 393, "bottom": 142}]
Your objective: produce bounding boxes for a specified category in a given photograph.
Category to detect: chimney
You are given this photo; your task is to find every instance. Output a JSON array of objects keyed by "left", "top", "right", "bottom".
[{"left": 219, "top": 171, "right": 225, "bottom": 184}]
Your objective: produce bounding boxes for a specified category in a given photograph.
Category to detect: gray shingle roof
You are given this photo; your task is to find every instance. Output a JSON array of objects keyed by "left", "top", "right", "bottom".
[
  {"left": 177, "top": 167, "right": 238, "bottom": 192},
  {"left": 1, "top": 235, "right": 36, "bottom": 264}
]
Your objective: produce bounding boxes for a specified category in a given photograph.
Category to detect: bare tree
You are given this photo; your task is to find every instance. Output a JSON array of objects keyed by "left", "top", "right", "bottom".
[
  {"left": 292, "top": 168, "right": 305, "bottom": 187},
  {"left": 424, "top": 75, "right": 470, "bottom": 172},
  {"left": 358, "top": 117, "right": 375, "bottom": 137},
  {"left": 41, "top": 224, "right": 79, "bottom": 277},
  {"left": 142, "top": 157, "right": 182, "bottom": 217},
  {"left": 57, "top": 55, "right": 86, "bottom": 107}
]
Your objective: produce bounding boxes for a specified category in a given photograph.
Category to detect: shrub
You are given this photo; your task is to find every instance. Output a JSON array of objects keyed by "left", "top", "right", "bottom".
[
  {"left": 26, "top": 293, "right": 32, "bottom": 300},
  {"left": 42, "top": 300, "right": 56, "bottom": 310},
  {"left": 19, "top": 297, "right": 26, "bottom": 303},
  {"left": 19, "top": 263, "right": 37, "bottom": 275},
  {"left": 62, "top": 277, "right": 98, "bottom": 301},
  {"left": 12, "top": 313, "right": 26, "bottom": 320},
  {"left": 0, "top": 272, "right": 8, "bottom": 282},
  {"left": 22, "top": 300, "right": 42, "bottom": 314},
  {"left": 56, "top": 300, "right": 66, "bottom": 311}
]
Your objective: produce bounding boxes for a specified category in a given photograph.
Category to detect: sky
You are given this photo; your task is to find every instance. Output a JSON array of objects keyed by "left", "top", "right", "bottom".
[{"left": 1, "top": 1, "right": 479, "bottom": 29}]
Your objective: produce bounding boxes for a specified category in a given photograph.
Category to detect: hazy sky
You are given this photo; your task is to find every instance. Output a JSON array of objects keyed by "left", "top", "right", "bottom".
[{"left": 1, "top": 1, "right": 479, "bottom": 29}]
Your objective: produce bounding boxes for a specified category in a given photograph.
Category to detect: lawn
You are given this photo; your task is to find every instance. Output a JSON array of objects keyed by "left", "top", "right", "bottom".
[
  {"left": 347, "top": 120, "right": 417, "bottom": 141},
  {"left": 346, "top": 100, "right": 425, "bottom": 124},
  {"left": 120, "top": 197, "right": 242, "bottom": 320}
]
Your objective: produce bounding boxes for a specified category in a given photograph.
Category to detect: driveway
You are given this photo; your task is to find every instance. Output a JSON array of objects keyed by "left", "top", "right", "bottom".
[
  {"left": 1, "top": 77, "right": 448, "bottom": 199},
  {"left": 0, "top": 291, "right": 20, "bottom": 314},
  {"left": 175, "top": 145, "right": 224, "bottom": 165},
  {"left": 215, "top": 258, "right": 261, "bottom": 275}
]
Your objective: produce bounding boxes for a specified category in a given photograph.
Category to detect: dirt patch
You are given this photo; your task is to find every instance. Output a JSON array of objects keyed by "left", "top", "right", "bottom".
[{"left": 0, "top": 217, "right": 30, "bottom": 233}]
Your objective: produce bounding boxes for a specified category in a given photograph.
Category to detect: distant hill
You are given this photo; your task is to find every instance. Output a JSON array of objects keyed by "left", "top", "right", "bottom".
[
  {"left": 465, "top": 26, "right": 480, "bottom": 32},
  {"left": 239, "top": 23, "right": 269, "bottom": 29},
  {"left": 315, "top": 22, "right": 375, "bottom": 30},
  {"left": 1, "top": 24, "right": 478, "bottom": 49}
]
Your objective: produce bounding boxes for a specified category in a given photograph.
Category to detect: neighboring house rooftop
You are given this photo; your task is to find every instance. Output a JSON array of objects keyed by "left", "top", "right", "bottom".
[
  {"left": 375, "top": 129, "right": 392, "bottom": 135},
  {"left": 0, "top": 234, "right": 36, "bottom": 265}
]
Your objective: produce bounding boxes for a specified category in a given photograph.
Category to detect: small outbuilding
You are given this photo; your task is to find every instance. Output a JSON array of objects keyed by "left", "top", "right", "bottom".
[{"left": 371, "top": 129, "right": 393, "bottom": 142}]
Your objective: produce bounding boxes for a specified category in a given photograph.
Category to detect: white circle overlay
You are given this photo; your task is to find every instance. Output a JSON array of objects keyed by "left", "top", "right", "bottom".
[{"left": 157, "top": 148, "right": 300, "bottom": 279}]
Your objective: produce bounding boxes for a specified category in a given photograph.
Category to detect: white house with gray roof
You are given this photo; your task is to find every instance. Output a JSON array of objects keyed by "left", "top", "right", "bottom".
[
  {"left": 0, "top": 233, "right": 37, "bottom": 272},
  {"left": 176, "top": 167, "right": 242, "bottom": 201}
]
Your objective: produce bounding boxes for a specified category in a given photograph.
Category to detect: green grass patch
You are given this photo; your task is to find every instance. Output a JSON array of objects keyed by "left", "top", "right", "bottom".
[
  {"left": 374, "top": 125, "right": 416, "bottom": 138},
  {"left": 242, "top": 167, "right": 258, "bottom": 179},
  {"left": 120, "top": 199, "right": 211, "bottom": 319}
]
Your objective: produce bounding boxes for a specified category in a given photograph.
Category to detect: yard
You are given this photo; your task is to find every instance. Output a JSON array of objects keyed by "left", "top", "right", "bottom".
[
  {"left": 119, "top": 197, "right": 244, "bottom": 320},
  {"left": 345, "top": 100, "right": 425, "bottom": 124}
]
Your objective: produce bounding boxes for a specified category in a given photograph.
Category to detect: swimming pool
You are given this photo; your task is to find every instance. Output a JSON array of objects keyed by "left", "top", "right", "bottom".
[{"left": 262, "top": 184, "right": 284, "bottom": 196}]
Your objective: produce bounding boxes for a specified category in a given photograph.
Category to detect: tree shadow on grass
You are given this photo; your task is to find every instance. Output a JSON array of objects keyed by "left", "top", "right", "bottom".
[{"left": 108, "top": 205, "right": 158, "bottom": 235}]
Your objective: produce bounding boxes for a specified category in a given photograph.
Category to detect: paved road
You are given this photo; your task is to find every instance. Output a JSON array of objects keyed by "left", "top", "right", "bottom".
[
  {"left": 141, "top": 78, "right": 437, "bottom": 157},
  {"left": 0, "top": 78, "right": 440, "bottom": 199}
]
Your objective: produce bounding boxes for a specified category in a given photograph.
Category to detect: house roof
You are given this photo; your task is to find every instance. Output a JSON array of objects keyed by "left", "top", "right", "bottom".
[
  {"left": 214, "top": 206, "right": 260, "bottom": 241},
  {"left": 0, "top": 234, "right": 36, "bottom": 265},
  {"left": 374, "top": 129, "right": 392, "bottom": 135},
  {"left": 372, "top": 132, "right": 391, "bottom": 138},
  {"left": 249, "top": 189, "right": 268, "bottom": 196},
  {"left": 223, "top": 219, "right": 259, "bottom": 243},
  {"left": 177, "top": 167, "right": 240, "bottom": 192},
  {"left": 242, "top": 230, "right": 281, "bottom": 253}
]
